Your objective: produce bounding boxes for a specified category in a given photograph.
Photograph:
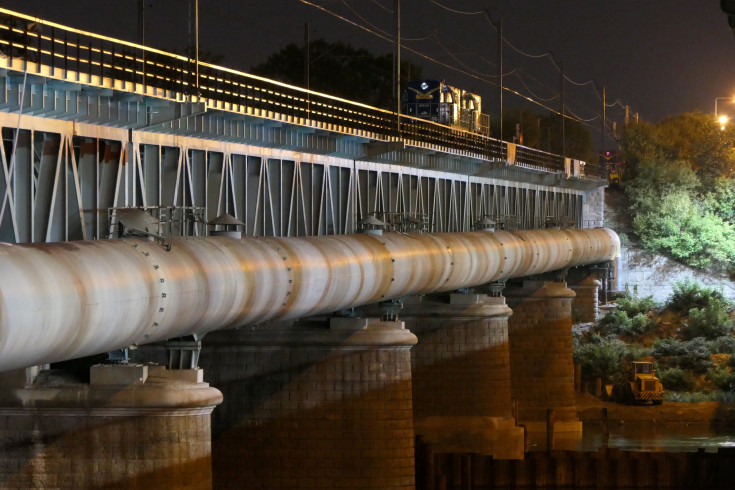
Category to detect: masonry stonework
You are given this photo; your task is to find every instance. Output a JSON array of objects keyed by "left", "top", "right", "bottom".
[
  {"left": 397, "top": 293, "right": 524, "bottom": 459},
  {"left": 399, "top": 294, "right": 513, "bottom": 419},
  {"left": 506, "top": 281, "right": 580, "bottom": 433},
  {"left": 200, "top": 319, "right": 417, "bottom": 490},
  {"left": 571, "top": 277, "right": 602, "bottom": 323},
  {"left": 0, "top": 366, "right": 221, "bottom": 490}
]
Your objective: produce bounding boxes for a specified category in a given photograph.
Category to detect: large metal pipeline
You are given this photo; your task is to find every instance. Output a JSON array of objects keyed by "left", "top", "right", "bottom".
[{"left": 0, "top": 228, "right": 619, "bottom": 372}]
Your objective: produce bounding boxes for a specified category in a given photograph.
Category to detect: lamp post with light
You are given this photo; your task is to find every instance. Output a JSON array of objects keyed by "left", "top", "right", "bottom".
[{"left": 715, "top": 97, "right": 733, "bottom": 130}]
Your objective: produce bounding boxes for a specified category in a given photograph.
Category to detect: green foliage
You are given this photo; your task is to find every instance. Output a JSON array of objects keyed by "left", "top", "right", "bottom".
[
  {"left": 652, "top": 337, "right": 713, "bottom": 374},
  {"left": 665, "top": 280, "right": 734, "bottom": 340},
  {"left": 654, "top": 112, "right": 735, "bottom": 179},
  {"left": 617, "top": 288, "right": 658, "bottom": 317},
  {"left": 595, "top": 309, "right": 632, "bottom": 337},
  {"left": 709, "top": 336, "right": 735, "bottom": 354},
  {"left": 619, "top": 113, "right": 735, "bottom": 273},
  {"left": 667, "top": 279, "right": 728, "bottom": 313},
  {"left": 650, "top": 337, "right": 688, "bottom": 357},
  {"left": 680, "top": 299, "right": 733, "bottom": 340},
  {"left": 706, "top": 364, "right": 730, "bottom": 390},
  {"left": 702, "top": 177, "right": 735, "bottom": 224},
  {"left": 660, "top": 367, "right": 696, "bottom": 391},
  {"left": 574, "top": 336, "right": 628, "bottom": 383},
  {"left": 594, "top": 289, "right": 656, "bottom": 338},
  {"left": 630, "top": 313, "right": 654, "bottom": 335}
]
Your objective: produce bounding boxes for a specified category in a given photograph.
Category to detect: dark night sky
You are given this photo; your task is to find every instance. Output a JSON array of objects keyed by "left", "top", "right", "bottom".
[{"left": 1, "top": 0, "right": 734, "bottom": 144}]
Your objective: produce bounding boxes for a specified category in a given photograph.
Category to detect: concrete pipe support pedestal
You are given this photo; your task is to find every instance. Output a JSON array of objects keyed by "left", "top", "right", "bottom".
[
  {"left": 200, "top": 317, "right": 417, "bottom": 490},
  {"left": 394, "top": 293, "right": 524, "bottom": 459},
  {"left": 570, "top": 277, "right": 603, "bottom": 324},
  {"left": 0, "top": 365, "right": 222, "bottom": 489},
  {"left": 506, "top": 281, "right": 581, "bottom": 439}
]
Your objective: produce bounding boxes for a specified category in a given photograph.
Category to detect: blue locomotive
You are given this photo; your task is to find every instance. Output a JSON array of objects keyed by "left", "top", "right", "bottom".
[{"left": 401, "top": 80, "right": 489, "bottom": 135}]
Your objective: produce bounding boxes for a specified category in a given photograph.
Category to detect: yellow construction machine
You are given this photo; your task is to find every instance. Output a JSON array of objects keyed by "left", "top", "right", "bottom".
[{"left": 610, "top": 361, "right": 664, "bottom": 405}]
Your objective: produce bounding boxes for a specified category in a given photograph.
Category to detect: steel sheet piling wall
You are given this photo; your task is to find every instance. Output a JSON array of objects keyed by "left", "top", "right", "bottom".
[{"left": 0, "top": 228, "right": 619, "bottom": 372}]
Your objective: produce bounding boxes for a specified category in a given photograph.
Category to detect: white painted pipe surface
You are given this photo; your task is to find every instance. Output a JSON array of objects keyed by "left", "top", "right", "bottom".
[{"left": 0, "top": 228, "right": 619, "bottom": 372}]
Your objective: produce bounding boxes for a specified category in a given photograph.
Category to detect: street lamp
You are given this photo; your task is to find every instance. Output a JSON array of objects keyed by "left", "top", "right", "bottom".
[
  {"left": 715, "top": 97, "right": 734, "bottom": 130},
  {"left": 715, "top": 96, "right": 734, "bottom": 117}
]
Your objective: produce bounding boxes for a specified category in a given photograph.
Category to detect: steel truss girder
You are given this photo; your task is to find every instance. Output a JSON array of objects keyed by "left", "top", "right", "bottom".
[{"left": 0, "top": 111, "right": 585, "bottom": 244}]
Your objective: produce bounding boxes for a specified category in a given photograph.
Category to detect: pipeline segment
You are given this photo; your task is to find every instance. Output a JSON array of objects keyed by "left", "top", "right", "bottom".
[{"left": 0, "top": 228, "right": 619, "bottom": 372}]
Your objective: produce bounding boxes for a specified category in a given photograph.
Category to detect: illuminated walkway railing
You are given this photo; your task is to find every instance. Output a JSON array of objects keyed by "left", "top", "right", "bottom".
[{"left": 0, "top": 8, "right": 599, "bottom": 178}]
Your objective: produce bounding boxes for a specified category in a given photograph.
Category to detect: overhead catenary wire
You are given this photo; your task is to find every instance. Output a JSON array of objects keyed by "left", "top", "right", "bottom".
[
  {"left": 341, "top": 0, "right": 391, "bottom": 38},
  {"left": 300, "top": 0, "right": 635, "bottom": 132},
  {"left": 428, "top": 0, "right": 486, "bottom": 16}
]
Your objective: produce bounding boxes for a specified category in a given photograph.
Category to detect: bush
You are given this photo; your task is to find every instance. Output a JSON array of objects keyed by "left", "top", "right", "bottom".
[
  {"left": 660, "top": 367, "right": 696, "bottom": 391},
  {"left": 595, "top": 309, "right": 632, "bottom": 336},
  {"left": 651, "top": 337, "right": 687, "bottom": 357},
  {"left": 652, "top": 337, "right": 714, "bottom": 374},
  {"left": 667, "top": 279, "right": 728, "bottom": 314},
  {"left": 574, "top": 336, "right": 628, "bottom": 383},
  {"left": 616, "top": 288, "right": 657, "bottom": 317},
  {"left": 706, "top": 364, "right": 730, "bottom": 390},
  {"left": 680, "top": 299, "right": 733, "bottom": 340},
  {"left": 709, "top": 336, "right": 735, "bottom": 354},
  {"left": 630, "top": 313, "right": 655, "bottom": 335}
]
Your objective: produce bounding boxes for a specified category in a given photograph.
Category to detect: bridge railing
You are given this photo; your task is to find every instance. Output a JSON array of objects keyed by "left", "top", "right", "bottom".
[{"left": 0, "top": 8, "right": 602, "bottom": 179}]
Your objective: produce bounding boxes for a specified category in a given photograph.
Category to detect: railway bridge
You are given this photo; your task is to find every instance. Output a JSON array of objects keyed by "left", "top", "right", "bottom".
[{"left": 0, "top": 9, "right": 618, "bottom": 489}]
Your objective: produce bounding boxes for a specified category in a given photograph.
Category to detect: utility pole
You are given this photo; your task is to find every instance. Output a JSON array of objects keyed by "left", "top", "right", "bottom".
[
  {"left": 559, "top": 56, "right": 565, "bottom": 157},
  {"left": 188, "top": 0, "right": 200, "bottom": 94},
  {"left": 393, "top": 0, "right": 401, "bottom": 131},
  {"left": 195, "top": 0, "right": 199, "bottom": 94},
  {"left": 304, "top": 23, "right": 310, "bottom": 90},
  {"left": 498, "top": 17, "right": 503, "bottom": 141},
  {"left": 484, "top": 11, "right": 503, "bottom": 141},
  {"left": 138, "top": 0, "right": 146, "bottom": 45},
  {"left": 600, "top": 85, "right": 606, "bottom": 151}
]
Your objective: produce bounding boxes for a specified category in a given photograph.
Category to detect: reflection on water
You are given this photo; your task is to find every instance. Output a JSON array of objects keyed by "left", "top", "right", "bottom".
[{"left": 527, "top": 424, "right": 735, "bottom": 453}]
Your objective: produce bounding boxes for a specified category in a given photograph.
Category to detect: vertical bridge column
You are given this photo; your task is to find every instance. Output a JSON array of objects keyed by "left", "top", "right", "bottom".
[
  {"left": 200, "top": 317, "right": 417, "bottom": 489},
  {"left": 506, "top": 279, "right": 582, "bottom": 435},
  {"left": 571, "top": 277, "right": 603, "bottom": 323},
  {"left": 397, "top": 292, "right": 524, "bottom": 459}
]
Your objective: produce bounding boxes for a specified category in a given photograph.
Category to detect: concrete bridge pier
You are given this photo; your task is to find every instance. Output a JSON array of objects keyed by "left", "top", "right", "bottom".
[
  {"left": 393, "top": 292, "right": 524, "bottom": 459},
  {"left": 505, "top": 279, "right": 582, "bottom": 438},
  {"left": 199, "top": 317, "right": 418, "bottom": 489},
  {"left": 570, "top": 276, "right": 603, "bottom": 323},
  {"left": 0, "top": 364, "right": 222, "bottom": 489}
]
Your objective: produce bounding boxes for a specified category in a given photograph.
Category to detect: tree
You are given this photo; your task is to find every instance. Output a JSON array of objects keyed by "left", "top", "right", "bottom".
[
  {"left": 655, "top": 112, "right": 735, "bottom": 180},
  {"left": 619, "top": 113, "right": 735, "bottom": 273},
  {"left": 252, "top": 39, "right": 422, "bottom": 111},
  {"left": 620, "top": 112, "right": 735, "bottom": 181}
]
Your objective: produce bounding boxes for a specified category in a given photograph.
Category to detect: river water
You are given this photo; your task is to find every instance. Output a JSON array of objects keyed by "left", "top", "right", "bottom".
[{"left": 528, "top": 424, "right": 735, "bottom": 453}]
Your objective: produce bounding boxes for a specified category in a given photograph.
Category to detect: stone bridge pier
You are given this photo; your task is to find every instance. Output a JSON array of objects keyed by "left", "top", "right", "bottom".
[
  {"left": 506, "top": 279, "right": 582, "bottom": 437},
  {"left": 199, "top": 318, "right": 418, "bottom": 490},
  {"left": 390, "top": 292, "right": 524, "bottom": 459},
  {"left": 0, "top": 365, "right": 222, "bottom": 489}
]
